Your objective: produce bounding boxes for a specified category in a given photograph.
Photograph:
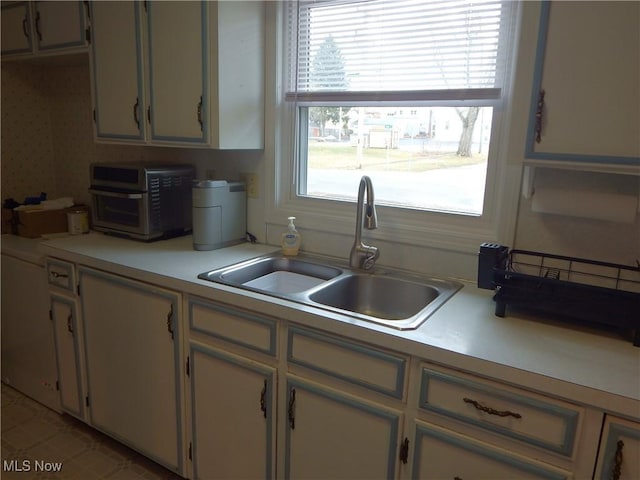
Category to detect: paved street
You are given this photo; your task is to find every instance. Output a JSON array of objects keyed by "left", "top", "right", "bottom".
[{"left": 306, "top": 161, "right": 487, "bottom": 214}]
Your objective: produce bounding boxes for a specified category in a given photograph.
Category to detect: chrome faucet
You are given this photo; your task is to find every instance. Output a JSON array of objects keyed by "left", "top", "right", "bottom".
[{"left": 350, "top": 176, "right": 379, "bottom": 270}]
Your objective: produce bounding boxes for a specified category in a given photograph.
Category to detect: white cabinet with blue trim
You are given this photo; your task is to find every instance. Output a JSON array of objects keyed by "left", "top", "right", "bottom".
[
  {"left": 46, "top": 257, "right": 87, "bottom": 421},
  {"left": 50, "top": 293, "right": 86, "bottom": 420},
  {"left": 284, "top": 325, "right": 408, "bottom": 480},
  {"left": 89, "top": 0, "right": 264, "bottom": 149},
  {"left": 412, "top": 420, "right": 572, "bottom": 480},
  {"left": 1, "top": 1, "right": 88, "bottom": 57},
  {"left": 410, "top": 363, "right": 601, "bottom": 479},
  {"left": 189, "top": 344, "right": 276, "bottom": 479},
  {"left": 526, "top": 1, "right": 640, "bottom": 169},
  {"left": 595, "top": 416, "right": 640, "bottom": 480},
  {"left": 187, "top": 297, "right": 278, "bottom": 479},
  {"left": 88, "top": 1, "right": 145, "bottom": 142},
  {"left": 284, "top": 375, "right": 405, "bottom": 480},
  {"left": 79, "top": 268, "right": 186, "bottom": 477}
]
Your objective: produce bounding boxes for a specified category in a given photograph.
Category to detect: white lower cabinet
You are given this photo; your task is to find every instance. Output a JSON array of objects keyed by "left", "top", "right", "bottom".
[
  {"left": 595, "top": 416, "right": 640, "bottom": 480},
  {"left": 79, "top": 267, "right": 185, "bottom": 476},
  {"left": 189, "top": 344, "right": 276, "bottom": 479},
  {"left": 410, "top": 363, "right": 601, "bottom": 480},
  {"left": 412, "top": 420, "right": 572, "bottom": 479},
  {"left": 50, "top": 294, "right": 85, "bottom": 420},
  {"left": 283, "top": 375, "right": 404, "bottom": 480},
  {"left": 1, "top": 253, "right": 60, "bottom": 412},
  {"left": 187, "top": 296, "right": 278, "bottom": 479}
]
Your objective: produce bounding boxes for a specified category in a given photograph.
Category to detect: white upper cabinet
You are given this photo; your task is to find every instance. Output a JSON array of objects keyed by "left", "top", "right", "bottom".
[
  {"left": 526, "top": 1, "right": 640, "bottom": 169},
  {"left": 89, "top": 0, "right": 265, "bottom": 149},
  {"left": 1, "top": 2, "right": 33, "bottom": 55},
  {"left": 89, "top": 1, "right": 145, "bottom": 141},
  {"left": 33, "top": 1, "right": 86, "bottom": 52},
  {"left": 146, "top": 1, "right": 206, "bottom": 144},
  {"left": 1, "top": 1, "right": 87, "bottom": 57}
]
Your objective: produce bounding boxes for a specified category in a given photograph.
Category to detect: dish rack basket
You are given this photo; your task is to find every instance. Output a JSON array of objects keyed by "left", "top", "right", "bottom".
[{"left": 478, "top": 244, "right": 640, "bottom": 346}]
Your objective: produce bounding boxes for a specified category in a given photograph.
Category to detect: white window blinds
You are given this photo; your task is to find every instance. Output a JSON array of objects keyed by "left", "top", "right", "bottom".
[{"left": 285, "top": 0, "right": 515, "bottom": 104}]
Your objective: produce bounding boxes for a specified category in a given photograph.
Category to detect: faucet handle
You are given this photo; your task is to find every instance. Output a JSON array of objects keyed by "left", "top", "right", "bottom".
[{"left": 362, "top": 246, "right": 379, "bottom": 270}]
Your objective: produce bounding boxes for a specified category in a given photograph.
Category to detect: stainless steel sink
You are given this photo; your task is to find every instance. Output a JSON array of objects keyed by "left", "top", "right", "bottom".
[
  {"left": 199, "top": 255, "right": 343, "bottom": 293},
  {"left": 198, "top": 253, "right": 462, "bottom": 330},
  {"left": 308, "top": 274, "right": 441, "bottom": 320}
]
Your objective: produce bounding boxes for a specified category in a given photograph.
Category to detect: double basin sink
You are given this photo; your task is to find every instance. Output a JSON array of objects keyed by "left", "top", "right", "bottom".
[{"left": 198, "top": 253, "right": 462, "bottom": 330}]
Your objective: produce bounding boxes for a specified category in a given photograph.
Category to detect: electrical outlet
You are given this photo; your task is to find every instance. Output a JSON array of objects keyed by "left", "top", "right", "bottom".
[{"left": 242, "top": 173, "right": 259, "bottom": 198}]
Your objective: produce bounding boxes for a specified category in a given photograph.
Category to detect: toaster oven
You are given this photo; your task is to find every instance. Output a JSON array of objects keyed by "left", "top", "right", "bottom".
[{"left": 88, "top": 163, "right": 195, "bottom": 241}]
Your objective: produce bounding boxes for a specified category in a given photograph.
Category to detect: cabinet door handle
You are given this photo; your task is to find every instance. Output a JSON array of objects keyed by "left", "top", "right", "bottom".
[
  {"left": 463, "top": 397, "right": 522, "bottom": 419},
  {"left": 612, "top": 439, "right": 624, "bottom": 480},
  {"left": 67, "top": 314, "right": 74, "bottom": 335},
  {"left": 399, "top": 437, "right": 409, "bottom": 464},
  {"left": 288, "top": 388, "right": 296, "bottom": 429},
  {"left": 197, "top": 96, "right": 203, "bottom": 131},
  {"left": 50, "top": 271, "right": 69, "bottom": 279},
  {"left": 22, "top": 16, "right": 29, "bottom": 39},
  {"left": 535, "top": 89, "right": 545, "bottom": 143},
  {"left": 35, "top": 10, "right": 42, "bottom": 41},
  {"left": 166, "top": 305, "right": 174, "bottom": 339},
  {"left": 133, "top": 97, "right": 140, "bottom": 129},
  {"left": 260, "top": 379, "right": 267, "bottom": 418}
]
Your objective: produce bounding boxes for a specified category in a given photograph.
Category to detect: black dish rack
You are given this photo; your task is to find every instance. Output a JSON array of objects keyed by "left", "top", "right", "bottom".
[{"left": 478, "top": 244, "right": 640, "bottom": 346}]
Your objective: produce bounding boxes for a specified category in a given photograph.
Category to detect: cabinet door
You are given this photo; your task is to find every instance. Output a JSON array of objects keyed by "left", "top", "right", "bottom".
[
  {"left": 146, "top": 1, "right": 208, "bottom": 144},
  {"left": 595, "top": 416, "right": 640, "bottom": 480},
  {"left": 0, "top": 254, "right": 60, "bottom": 412},
  {"left": 412, "top": 421, "right": 571, "bottom": 480},
  {"left": 79, "top": 268, "right": 183, "bottom": 475},
  {"left": 527, "top": 1, "right": 640, "bottom": 164},
  {"left": 190, "top": 344, "right": 275, "bottom": 479},
  {"left": 284, "top": 376, "right": 403, "bottom": 480},
  {"left": 90, "top": 1, "right": 145, "bottom": 141},
  {"left": 51, "top": 295, "right": 85, "bottom": 419},
  {"left": 1, "top": 2, "right": 33, "bottom": 55},
  {"left": 33, "top": 1, "right": 86, "bottom": 51}
]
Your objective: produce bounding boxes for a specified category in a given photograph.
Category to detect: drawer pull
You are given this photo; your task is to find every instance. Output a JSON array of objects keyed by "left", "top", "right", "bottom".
[
  {"left": 612, "top": 439, "right": 624, "bottom": 480},
  {"left": 50, "top": 271, "right": 69, "bottom": 279},
  {"left": 463, "top": 397, "right": 522, "bottom": 419}
]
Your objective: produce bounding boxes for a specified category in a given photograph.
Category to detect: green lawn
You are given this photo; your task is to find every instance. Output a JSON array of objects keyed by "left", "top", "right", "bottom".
[{"left": 308, "top": 144, "right": 486, "bottom": 172}]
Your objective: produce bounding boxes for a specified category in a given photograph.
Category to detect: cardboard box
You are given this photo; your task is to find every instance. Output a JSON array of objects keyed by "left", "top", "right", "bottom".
[{"left": 13, "top": 205, "right": 89, "bottom": 238}]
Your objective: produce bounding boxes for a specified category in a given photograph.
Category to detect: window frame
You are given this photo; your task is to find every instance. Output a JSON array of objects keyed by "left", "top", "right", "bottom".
[{"left": 266, "top": 0, "right": 524, "bottom": 257}]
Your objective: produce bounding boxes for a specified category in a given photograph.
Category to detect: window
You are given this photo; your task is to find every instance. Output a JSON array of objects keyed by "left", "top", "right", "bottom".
[{"left": 284, "top": 0, "right": 517, "bottom": 216}]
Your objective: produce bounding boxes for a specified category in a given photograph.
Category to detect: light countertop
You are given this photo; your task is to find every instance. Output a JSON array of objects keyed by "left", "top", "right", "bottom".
[{"left": 3, "top": 232, "right": 639, "bottom": 419}]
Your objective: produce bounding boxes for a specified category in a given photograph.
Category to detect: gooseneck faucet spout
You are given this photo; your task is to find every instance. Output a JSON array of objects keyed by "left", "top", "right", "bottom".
[{"left": 350, "top": 176, "right": 379, "bottom": 270}]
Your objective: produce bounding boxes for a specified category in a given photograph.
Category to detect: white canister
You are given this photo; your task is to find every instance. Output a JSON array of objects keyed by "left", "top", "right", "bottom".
[{"left": 67, "top": 210, "right": 89, "bottom": 235}]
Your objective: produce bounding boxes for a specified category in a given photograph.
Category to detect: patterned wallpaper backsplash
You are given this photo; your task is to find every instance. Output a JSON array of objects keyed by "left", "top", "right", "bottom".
[{"left": 2, "top": 62, "right": 58, "bottom": 204}]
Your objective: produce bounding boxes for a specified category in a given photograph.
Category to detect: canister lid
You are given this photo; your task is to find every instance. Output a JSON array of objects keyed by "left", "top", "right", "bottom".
[{"left": 193, "top": 180, "right": 229, "bottom": 188}]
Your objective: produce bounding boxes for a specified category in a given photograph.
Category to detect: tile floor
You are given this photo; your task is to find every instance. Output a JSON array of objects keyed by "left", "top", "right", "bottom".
[{"left": 1, "top": 383, "right": 183, "bottom": 479}]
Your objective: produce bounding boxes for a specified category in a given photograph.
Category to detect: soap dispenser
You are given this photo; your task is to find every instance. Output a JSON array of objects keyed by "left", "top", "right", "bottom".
[{"left": 281, "top": 216, "right": 301, "bottom": 256}]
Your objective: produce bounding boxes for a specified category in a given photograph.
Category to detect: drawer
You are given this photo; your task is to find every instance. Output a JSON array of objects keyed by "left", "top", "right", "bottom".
[
  {"left": 419, "top": 366, "right": 580, "bottom": 456},
  {"left": 46, "top": 258, "right": 75, "bottom": 292},
  {"left": 287, "top": 325, "right": 407, "bottom": 399},
  {"left": 413, "top": 420, "right": 572, "bottom": 480},
  {"left": 189, "top": 298, "right": 277, "bottom": 357}
]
